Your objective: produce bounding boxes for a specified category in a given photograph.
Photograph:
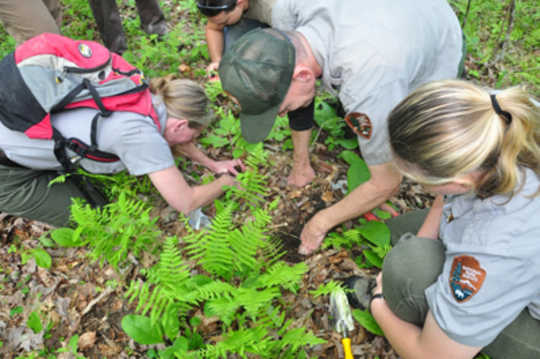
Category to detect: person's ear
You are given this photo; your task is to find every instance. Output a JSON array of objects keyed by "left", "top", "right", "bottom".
[
  {"left": 175, "top": 118, "right": 189, "bottom": 132},
  {"left": 292, "top": 65, "right": 314, "bottom": 83},
  {"left": 453, "top": 176, "right": 475, "bottom": 191},
  {"left": 237, "top": 0, "right": 247, "bottom": 9}
]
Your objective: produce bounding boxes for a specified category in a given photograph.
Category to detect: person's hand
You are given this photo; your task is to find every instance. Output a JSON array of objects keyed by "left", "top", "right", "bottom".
[
  {"left": 211, "top": 159, "right": 246, "bottom": 177},
  {"left": 379, "top": 202, "right": 399, "bottom": 217},
  {"left": 287, "top": 163, "right": 315, "bottom": 187},
  {"left": 298, "top": 213, "right": 331, "bottom": 255},
  {"left": 206, "top": 61, "right": 220, "bottom": 81}
]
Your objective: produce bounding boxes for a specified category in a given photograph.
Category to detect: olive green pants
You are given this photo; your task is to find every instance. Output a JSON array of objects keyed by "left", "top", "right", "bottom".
[
  {"left": 0, "top": 164, "right": 107, "bottom": 227},
  {"left": 383, "top": 210, "right": 540, "bottom": 359},
  {"left": 0, "top": 0, "right": 62, "bottom": 45}
]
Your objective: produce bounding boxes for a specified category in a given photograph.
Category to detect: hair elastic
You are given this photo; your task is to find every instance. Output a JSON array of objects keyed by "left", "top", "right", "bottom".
[{"left": 490, "top": 94, "right": 512, "bottom": 125}]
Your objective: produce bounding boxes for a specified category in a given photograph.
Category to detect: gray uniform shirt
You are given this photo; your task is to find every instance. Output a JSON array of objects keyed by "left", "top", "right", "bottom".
[
  {"left": 0, "top": 96, "right": 174, "bottom": 176},
  {"left": 425, "top": 168, "right": 540, "bottom": 347},
  {"left": 272, "top": 0, "right": 463, "bottom": 165},
  {"left": 245, "top": 0, "right": 277, "bottom": 26}
]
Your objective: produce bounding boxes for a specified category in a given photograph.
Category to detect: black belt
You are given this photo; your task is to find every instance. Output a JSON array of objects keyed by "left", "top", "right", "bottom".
[{"left": 0, "top": 149, "right": 25, "bottom": 168}]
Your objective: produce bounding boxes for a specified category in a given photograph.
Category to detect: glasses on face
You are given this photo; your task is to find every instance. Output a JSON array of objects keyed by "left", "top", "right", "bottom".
[{"left": 197, "top": 0, "right": 237, "bottom": 17}]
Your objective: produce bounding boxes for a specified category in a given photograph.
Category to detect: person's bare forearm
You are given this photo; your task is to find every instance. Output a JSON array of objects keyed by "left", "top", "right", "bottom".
[
  {"left": 149, "top": 166, "right": 234, "bottom": 215},
  {"left": 417, "top": 195, "right": 444, "bottom": 239},
  {"left": 205, "top": 25, "right": 225, "bottom": 63},
  {"left": 173, "top": 142, "right": 214, "bottom": 168},
  {"left": 187, "top": 175, "right": 233, "bottom": 211},
  {"left": 288, "top": 129, "right": 316, "bottom": 186},
  {"left": 291, "top": 129, "right": 312, "bottom": 166},
  {"left": 371, "top": 299, "right": 425, "bottom": 359},
  {"left": 319, "top": 163, "right": 402, "bottom": 229}
]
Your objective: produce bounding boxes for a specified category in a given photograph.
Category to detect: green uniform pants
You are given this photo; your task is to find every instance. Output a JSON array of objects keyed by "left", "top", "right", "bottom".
[
  {"left": 383, "top": 210, "right": 540, "bottom": 359},
  {"left": 0, "top": 0, "right": 62, "bottom": 45},
  {"left": 0, "top": 164, "right": 107, "bottom": 227}
]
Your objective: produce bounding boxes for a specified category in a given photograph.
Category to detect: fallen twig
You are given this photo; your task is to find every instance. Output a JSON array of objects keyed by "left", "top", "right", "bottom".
[{"left": 81, "top": 287, "right": 115, "bottom": 316}]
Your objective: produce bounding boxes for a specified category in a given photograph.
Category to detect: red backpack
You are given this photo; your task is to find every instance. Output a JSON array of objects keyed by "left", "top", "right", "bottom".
[{"left": 0, "top": 33, "right": 160, "bottom": 172}]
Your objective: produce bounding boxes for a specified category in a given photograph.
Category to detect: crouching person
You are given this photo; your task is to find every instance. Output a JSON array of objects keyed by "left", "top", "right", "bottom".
[
  {"left": 0, "top": 74, "right": 244, "bottom": 227},
  {"left": 352, "top": 80, "right": 540, "bottom": 359}
]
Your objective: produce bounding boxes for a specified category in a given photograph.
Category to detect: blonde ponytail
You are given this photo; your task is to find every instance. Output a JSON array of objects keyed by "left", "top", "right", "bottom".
[
  {"left": 388, "top": 79, "right": 540, "bottom": 198},
  {"left": 149, "top": 74, "right": 214, "bottom": 128}
]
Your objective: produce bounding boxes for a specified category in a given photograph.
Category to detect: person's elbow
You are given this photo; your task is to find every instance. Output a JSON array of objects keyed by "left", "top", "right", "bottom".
[
  {"left": 173, "top": 188, "right": 198, "bottom": 215},
  {"left": 369, "top": 162, "right": 402, "bottom": 197}
]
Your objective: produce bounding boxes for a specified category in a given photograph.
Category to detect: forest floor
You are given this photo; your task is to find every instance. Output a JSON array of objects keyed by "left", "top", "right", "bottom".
[{"left": 0, "top": 0, "right": 537, "bottom": 358}]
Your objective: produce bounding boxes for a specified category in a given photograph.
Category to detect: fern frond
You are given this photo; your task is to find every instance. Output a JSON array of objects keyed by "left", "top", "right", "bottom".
[
  {"left": 235, "top": 287, "right": 281, "bottom": 320},
  {"left": 186, "top": 326, "right": 272, "bottom": 359},
  {"left": 184, "top": 204, "right": 236, "bottom": 280},
  {"left": 278, "top": 327, "right": 327, "bottom": 353},
  {"left": 147, "top": 237, "right": 190, "bottom": 288},
  {"left": 190, "top": 280, "right": 236, "bottom": 302},
  {"left": 309, "top": 280, "right": 345, "bottom": 298},
  {"left": 244, "top": 143, "right": 269, "bottom": 168},
  {"left": 226, "top": 169, "right": 268, "bottom": 208},
  {"left": 255, "top": 262, "right": 308, "bottom": 293}
]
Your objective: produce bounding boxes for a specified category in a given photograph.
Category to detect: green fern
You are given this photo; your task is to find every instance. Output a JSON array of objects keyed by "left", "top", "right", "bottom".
[
  {"left": 225, "top": 169, "right": 269, "bottom": 208},
  {"left": 255, "top": 262, "right": 307, "bottom": 293},
  {"left": 244, "top": 143, "right": 269, "bottom": 168},
  {"left": 184, "top": 205, "right": 281, "bottom": 280},
  {"left": 59, "top": 192, "right": 160, "bottom": 269},
  {"left": 309, "top": 280, "right": 345, "bottom": 298},
  {"left": 184, "top": 203, "right": 236, "bottom": 280}
]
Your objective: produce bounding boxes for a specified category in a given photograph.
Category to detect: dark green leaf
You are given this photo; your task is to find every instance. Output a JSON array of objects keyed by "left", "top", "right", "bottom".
[
  {"left": 358, "top": 221, "right": 390, "bottom": 248},
  {"left": 335, "top": 138, "right": 358, "bottom": 149},
  {"left": 373, "top": 208, "right": 392, "bottom": 220},
  {"left": 347, "top": 158, "right": 370, "bottom": 192},
  {"left": 363, "top": 249, "right": 383, "bottom": 268},
  {"left": 10, "top": 306, "right": 23, "bottom": 317},
  {"left": 68, "top": 335, "right": 79, "bottom": 353},
  {"left": 51, "top": 228, "right": 83, "bottom": 248},
  {"left": 27, "top": 311, "right": 43, "bottom": 334},
  {"left": 352, "top": 309, "right": 384, "bottom": 336},
  {"left": 121, "top": 315, "right": 164, "bottom": 344},
  {"left": 338, "top": 150, "right": 360, "bottom": 165},
  {"left": 162, "top": 311, "right": 180, "bottom": 340},
  {"left": 31, "top": 248, "right": 52, "bottom": 269},
  {"left": 200, "top": 135, "right": 228, "bottom": 148}
]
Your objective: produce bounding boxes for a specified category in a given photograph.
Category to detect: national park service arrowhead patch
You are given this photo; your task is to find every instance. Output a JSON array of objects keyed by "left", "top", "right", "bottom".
[
  {"left": 449, "top": 255, "right": 486, "bottom": 303},
  {"left": 345, "top": 112, "right": 372, "bottom": 139}
]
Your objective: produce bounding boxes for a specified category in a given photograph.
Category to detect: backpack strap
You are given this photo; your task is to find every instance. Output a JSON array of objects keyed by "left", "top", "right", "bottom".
[{"left": 52, "top": 79, "right": 121, "bottom": 173}]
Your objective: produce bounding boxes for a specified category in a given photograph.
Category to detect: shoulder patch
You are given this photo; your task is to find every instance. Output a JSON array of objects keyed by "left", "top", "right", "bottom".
[
  {"left": 449, "top": 255, "right": 486, "bottom": 303},
  {"left": 345, "top": 112, "right": 372, "bottom": 139}
]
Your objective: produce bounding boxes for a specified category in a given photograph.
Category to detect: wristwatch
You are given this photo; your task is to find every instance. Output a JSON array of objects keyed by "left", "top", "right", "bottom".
[{"left": 370, "top": 293, "right": 384, "bottom": 308}]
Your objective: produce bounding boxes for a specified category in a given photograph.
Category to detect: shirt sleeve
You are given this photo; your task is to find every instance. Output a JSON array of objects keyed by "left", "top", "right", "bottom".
[
  {"left": 271, "top": 0, "right": 298, "bottom": 31},
  {"left": 425, "top": 249, "right": 534, "bottom": 347},
  {"left": 339, "top": 76, "right": 409, "bottom": 166},
  {"left": 112, "top": 116, "right": 175, "bottom": 176}
]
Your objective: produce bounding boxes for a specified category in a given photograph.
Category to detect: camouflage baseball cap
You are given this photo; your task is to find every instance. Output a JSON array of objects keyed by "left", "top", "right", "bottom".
[{"left": 218, "top": 28, "right": 295, "bottom": 143}]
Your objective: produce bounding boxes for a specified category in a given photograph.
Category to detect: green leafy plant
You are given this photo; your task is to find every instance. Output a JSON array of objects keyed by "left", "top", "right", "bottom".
[
  {"left": 352, "top": 309, "right": 383, "bottom": 336},
  {"left": 338, "top": 150, "right": 370, "bottom": 193},
  {"left": 49, "top": 192, "right": 160, "bottom": 269},
  {"left": 310, "top": 280, "right": 346, "bottom": 298},
  {"left": 20, "top": 248, "right": 52, "bottom": 269},
  {"left": 26, "top": 311, "right": 43, "bottom": 334},
  {"left": 324, "top": 221, "right": 391, "bottom": 269},
  {"left": 313, "top": 97, "right": 357, "bottom": 151},
  {"left": 123, "top": 201, "right": 324, "bottom": 357}
]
